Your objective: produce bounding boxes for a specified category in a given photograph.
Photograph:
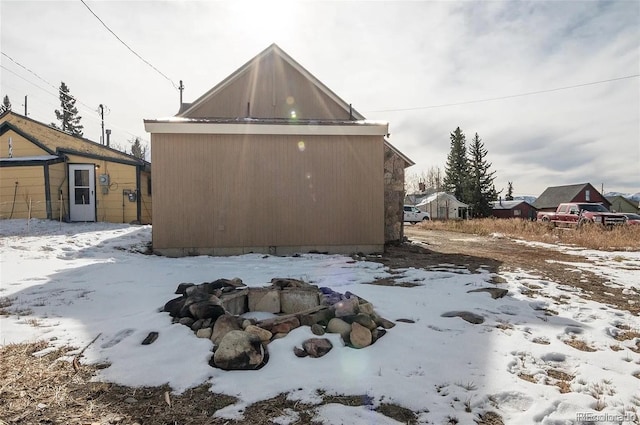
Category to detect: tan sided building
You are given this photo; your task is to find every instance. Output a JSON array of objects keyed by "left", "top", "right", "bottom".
[
  {"left": 145, "top": 44, "right": 412, "bottom": 256},
  {"left": 0, "top": 111, "right": 151, "bottom": 224}
]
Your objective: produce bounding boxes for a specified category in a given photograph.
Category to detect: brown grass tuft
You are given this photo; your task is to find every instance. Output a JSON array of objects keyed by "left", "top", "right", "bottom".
[
  {"left": 564, "top": 337, "right": 597, "bottom": 352},
  {"left": 418, "top": 218, "right": 640, "bottom": 251}
]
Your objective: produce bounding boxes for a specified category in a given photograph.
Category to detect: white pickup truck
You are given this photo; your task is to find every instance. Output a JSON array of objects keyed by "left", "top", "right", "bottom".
[{"left": 403, "top": 205, "right": 430, "bottom": 224}]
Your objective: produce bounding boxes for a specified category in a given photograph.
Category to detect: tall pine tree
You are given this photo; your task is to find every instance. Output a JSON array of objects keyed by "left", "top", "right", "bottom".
[
  {"left": 130, "top": 137, "right": 147, "bottom": 160},
  {"left": 467, "top": 133, "right": 497, "bottom": 217},
  {"left": 443, "top": 127, "right": 468, "bottom": 202},
  {"left": 1, "top": 95, "right": 11, "bottom": 113},
  {"left": 52, "top": 82, "right": 83, "bottom": 136},
  {"left": 505, "top": 182, "right": 514, "bottom": 201}
]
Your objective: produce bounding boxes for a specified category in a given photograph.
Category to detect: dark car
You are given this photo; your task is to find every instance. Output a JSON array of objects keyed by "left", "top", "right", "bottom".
[{"left": 622, "top": 213, "right": 640, "bottom": 225}]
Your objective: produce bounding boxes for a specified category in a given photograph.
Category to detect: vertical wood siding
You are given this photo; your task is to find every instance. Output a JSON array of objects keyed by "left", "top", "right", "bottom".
[
  {"left": 152, "top": 133, "right": 383, "bottom": 251},
  {"left": 0, "top": 166, "right": 47, "bottom": 219}
]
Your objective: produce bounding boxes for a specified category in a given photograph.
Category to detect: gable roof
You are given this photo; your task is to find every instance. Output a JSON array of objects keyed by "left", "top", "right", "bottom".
[
  {"left": 1, "top": 111, "right": 148, "bottom": 166},
  {"left": 418, "top": 192, "right": 468, "bottom": 207},
  {"left": 606, "top": 195, "right": 639, "bottom": 211},
  {"left": 532, "top": 183, "right": 606, "bottom": 209},
  {"left": 491, "top": 200, "right": 535, "bottom": 210},
  {"left": 177, "top": 43, "right": 365, "bottom": 120}
]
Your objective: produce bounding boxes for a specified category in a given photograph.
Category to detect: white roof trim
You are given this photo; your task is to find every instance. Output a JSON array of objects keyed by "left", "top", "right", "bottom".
[{"left": 145, "top": 121, "right": 388, "bottom": 136}]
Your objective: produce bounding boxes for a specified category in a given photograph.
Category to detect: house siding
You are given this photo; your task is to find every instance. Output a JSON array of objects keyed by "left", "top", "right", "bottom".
[
  {"left": 151, "top": 133, "right": 384, "bottom": 255},
  {"left": 1, "top": 129, "right": 50, "bottom": 157},
  {"left": 47, "top": 161, "right": 67, "bottom": 220},
  {"left": 0, "top": 165, "right": 47, "bottom": 219},
  {"left": 1, "top": 113, "right": 151, "bottom": 224}
]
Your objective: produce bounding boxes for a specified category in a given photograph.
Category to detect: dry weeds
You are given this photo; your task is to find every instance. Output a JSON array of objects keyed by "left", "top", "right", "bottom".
[
  {"left": 419, "top": 218, "right": 640, "bottom": 251},
  {"left": 0, "top": 342, "right": 430, "bottom": 425},
  {"left": 564, "top": 337, "right": 598, "bottom": 352}
]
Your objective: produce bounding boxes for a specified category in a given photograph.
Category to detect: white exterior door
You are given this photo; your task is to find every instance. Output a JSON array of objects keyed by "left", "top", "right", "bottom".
[{"left": 69, "top": 164, "right": 96, "bottom": 222}]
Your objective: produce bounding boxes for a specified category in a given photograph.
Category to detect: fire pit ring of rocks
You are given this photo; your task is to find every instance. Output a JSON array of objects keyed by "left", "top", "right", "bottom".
[{"left": 162, "top": 278, "right": 395, "bottom": 370}]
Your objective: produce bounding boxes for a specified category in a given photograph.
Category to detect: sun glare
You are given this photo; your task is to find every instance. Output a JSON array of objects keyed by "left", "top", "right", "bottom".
[{"left": 228, "top": 0, "right": 299, "bottom": 40}]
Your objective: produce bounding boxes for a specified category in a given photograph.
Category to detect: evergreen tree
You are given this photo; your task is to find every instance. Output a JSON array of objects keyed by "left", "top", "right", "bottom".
[
  {"left": 53, "top": 82, "right": 83, "bottom": 136},
  {"left": 130, "top": 137, "right": 147, "bottom": 160},
  {"left": 1, "top": 95, "right": 11, "bottom": 113},
  {"left": 467, "top": 133, "right": 497, "bottom": 217},
  {"left": 505, "top": 182, "right": 514, "bottom": 201},
  {"left": 443, "top": 127, "right": 468, "bottom": 202}
]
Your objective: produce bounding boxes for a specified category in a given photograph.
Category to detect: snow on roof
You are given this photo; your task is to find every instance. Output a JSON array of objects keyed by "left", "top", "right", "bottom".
[
  {"left": 0, "top": 155, "right": 60, "bottom": 162},
  {"left": 491, "top": 200, "right": 532, "bottom": 210}
]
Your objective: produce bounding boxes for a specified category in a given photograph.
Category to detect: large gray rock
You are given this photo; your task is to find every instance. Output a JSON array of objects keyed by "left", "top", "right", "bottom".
[
  {"left": 333, "top": 297, "right": 359, "bottom": 318},
  {"left": 280, "top": 289, "right": 320, "bottom": 314},
  {"left": 188, "top": 301, "right": 225, "bottom": 321},
  {"left": 212, "top": 331, "right": 265, "bottom": 370},
  {"left": 211, "top": 314, "right": 242, "bottom": 344},
  {"left": 244, "top": 325, "right": 272, "bottom": 342},
  {"left": 351, "top": 313, "right": 377, "bottom": 331},
  {"left": 350, "top": 322, "right": 372, "bottom": 349},
  {"left": 163, "top": 296, "right": 186, "bottom": 317},
  {"left": 326, "top": 318, "right": 352, "bottom": 341},
  {"left": 302, "top": 338, "right": 333, "bottom": 358},
  {"left": 248, "top": 288, "right": 281, "bottom": 313}
]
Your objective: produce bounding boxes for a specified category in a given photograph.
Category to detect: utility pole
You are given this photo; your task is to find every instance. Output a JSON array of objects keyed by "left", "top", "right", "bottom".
[
  {"left": 24, "top": 95, "right": 27, "bottom": 116},
  {"left": 179, "top": 80, "right": 184, "bottom": 107},
  {"left": 99, "top": 104, "right": 105, "bottom": 145}
]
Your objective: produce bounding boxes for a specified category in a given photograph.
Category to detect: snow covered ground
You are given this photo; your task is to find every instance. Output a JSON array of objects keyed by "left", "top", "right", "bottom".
[{"left": 1, "top": 219, "right": 639, "bottom": 424}]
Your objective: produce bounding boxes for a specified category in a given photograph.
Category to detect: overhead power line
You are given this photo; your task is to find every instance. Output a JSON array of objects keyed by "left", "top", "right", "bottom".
[
  {"left": 2, "top": 52, "right": 96, "bottom": 112},
  {"left": 367, "top": 74, "right": 640, "bottom": 113},
  {"left": 1, "top": 62, "right": 149, "bottom": 144},
  {"left": 80, "top": 0, "right": 178, "bottom": 90}
]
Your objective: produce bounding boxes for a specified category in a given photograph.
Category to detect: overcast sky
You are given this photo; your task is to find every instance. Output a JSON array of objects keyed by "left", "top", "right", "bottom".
[{"left": 2, "top": 0, "right": 638, "bottom": 197}]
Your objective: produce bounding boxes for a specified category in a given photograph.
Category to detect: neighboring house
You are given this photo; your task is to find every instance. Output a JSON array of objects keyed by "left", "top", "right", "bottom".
[
  {"left": 533, "top": 183, "right": 610, "bottom": 212},
  {"left": 491, "top": 199, "right": 537, "bottom": 220},
  {"left": 606, "top": 195, "right": 639, "bottom": 213},
  {"left": 416, "top": 192, "right": 468, "bottom": 219},
  {"left": 0, "top": 111, "right": 151, "bottom": 224},
  {"left": 144, "top": 43, "right": 412, "bottom": 256}
]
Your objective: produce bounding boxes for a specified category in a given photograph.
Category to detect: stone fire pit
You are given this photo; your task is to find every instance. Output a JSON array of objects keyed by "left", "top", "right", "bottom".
[{"left": 163, "top": 278, "right": 395, "bottom": 370}]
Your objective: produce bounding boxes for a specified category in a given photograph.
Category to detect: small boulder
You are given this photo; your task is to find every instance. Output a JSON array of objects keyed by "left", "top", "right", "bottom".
[
  {"left": 164, "top": 296, "right": 186, "bottom": 317},
  {"left": 270, "top": 317, "right": 301, "bottom": 334},
  {"left": 334, "top": 297, "right": 359, "bottom": 318},
  {"left": 350, "top": 322, "right": 372, "bottom": 349},
  {"left": 293, "top": 346, "right": 308, "bottom": 358},
  {"left": 244, "top": 325, "right": 272, "bottom": 342},
  {"left": 372, "top": 314, "right": 396, "bottom": 329},
  {"left": 196, "top": 327, "right": 212, "bottom": 339},
  {"left": 351, "top": 313, "right": 377, "bottom": 330},
  {"left": 371, "top": 328, "right": 386, "bottom": 343},
  {"left": 211, "top": 314, "right": 242, "bottom": 344},
  {"left": 212, "top": 331, "right": 265, "bottom": 370},
  {"left": 271, "top": 278, "right": 310, "bottom": 289},
  {"left": 326, "top": 318, "right": 352, "bottom": 341},
  {"left": 188, "top": 301, "right": 226, "bottom": 321},
  {"left": 178, "top": 317, "right": 195, "bottom": 327},
  {"left": 302, "top": 338, "right": 333, "bottom": 358},
  {"left": 175, "top": 283, "right": 195, "bottom": 295},
  {"left": 311, "top": 323, "right": 325, "bottom": 336}
]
